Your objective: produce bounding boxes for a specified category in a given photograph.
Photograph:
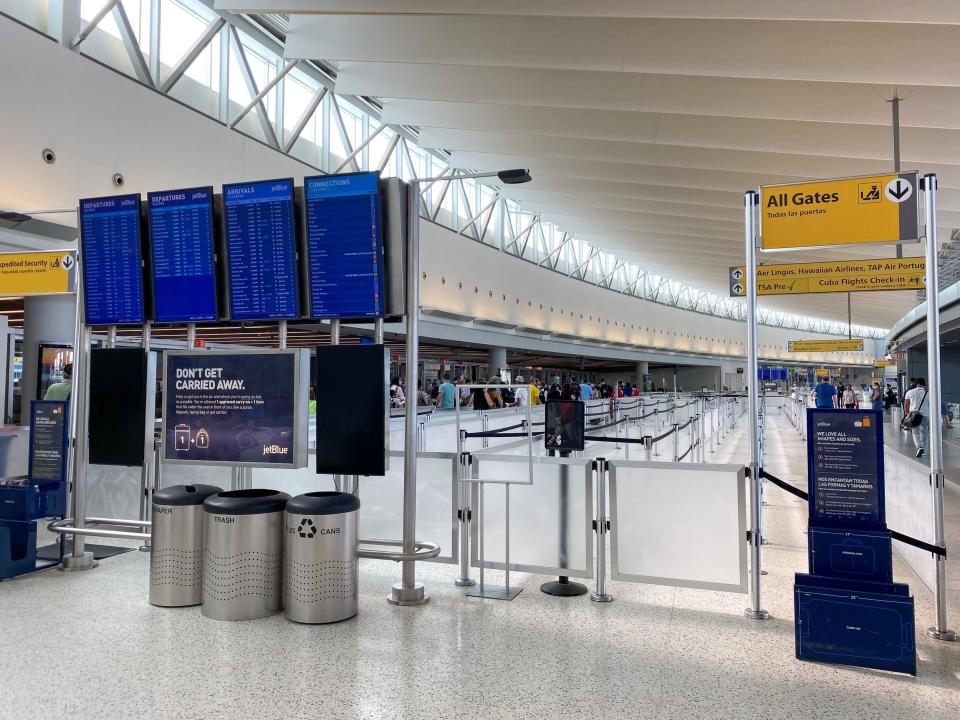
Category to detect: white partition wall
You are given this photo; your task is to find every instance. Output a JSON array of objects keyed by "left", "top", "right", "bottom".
[
  {"left": 609, "top": 460, "right": 748, "bottom": 593},
  {"left": 470, "top": 455, "right": 594, "bottom": 578},
  {"left": 884, "top": 446, "right": 937, "bottom": 594}
]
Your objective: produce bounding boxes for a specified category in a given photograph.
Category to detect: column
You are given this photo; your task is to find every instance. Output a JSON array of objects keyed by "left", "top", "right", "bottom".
[
  {"left": 487, "top": 346, "right": 507, "bottom": 379},
  {"left": 21, "top": 294, "right": 77, "bottom": 425},
  {"left": 636, "top": 361, "right": 649, "bottom": 391}
]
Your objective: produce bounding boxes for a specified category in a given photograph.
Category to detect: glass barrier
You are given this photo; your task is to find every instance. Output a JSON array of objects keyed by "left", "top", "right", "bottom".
[{"left": 884, "top": 446, "right": 937, "bottom": 593}]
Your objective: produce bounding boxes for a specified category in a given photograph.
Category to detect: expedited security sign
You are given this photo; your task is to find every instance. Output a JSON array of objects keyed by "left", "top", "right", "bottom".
[
  {"left": 728, "top": 257, "right": 925, "bottom": 297},
  {"left": 759, "top": 173, "right": 919, "bottom": 251},
  {"left": 0, "top": 250, "right": 76, "bottom": 296},
  {"left": 788, "top": 339, "right": 864, "bottom": 353}
]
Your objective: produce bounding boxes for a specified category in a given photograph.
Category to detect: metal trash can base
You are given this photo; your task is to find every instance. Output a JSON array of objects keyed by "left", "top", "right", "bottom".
[
  {"left": 149, "top": 484, "right": 222, "bottom": 607},
  {"left": 285, "top": 491, "right": 360, "bottom": 624}
]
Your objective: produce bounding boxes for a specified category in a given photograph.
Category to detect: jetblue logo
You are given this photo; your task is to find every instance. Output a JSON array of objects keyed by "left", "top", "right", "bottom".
[{"left": 262, "top": 444, "right": 289, "bottom": 456}]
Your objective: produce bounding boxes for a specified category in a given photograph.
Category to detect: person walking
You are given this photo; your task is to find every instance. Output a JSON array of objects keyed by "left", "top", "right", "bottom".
[
  {"left": 870, "top": 382, "right": 883, "bottom": 412},
  {"left": 903, "top": 377, "right": 930, "bottom": 458},
  {"left": 842, "top": 384, "right": 857, "bottom": 409},
  {"left": 814, "top": 376, "right": 837, "bottom": 409},
  {"left": 435, "top": 373, "right": 457, "bottom": 410}
]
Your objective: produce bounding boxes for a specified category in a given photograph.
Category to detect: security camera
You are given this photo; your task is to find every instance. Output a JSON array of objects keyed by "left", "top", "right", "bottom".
[
  {"left": 41, "top": 149, "right": 56, "bottom": 164},
  {"left": 112, "top": 173, "right": 125, "bottom": 187}
]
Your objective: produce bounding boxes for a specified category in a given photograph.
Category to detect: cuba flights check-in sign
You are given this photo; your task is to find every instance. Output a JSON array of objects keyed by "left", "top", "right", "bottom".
[
  {"left": 759, "top": 173, "right": 919, "bottom": 251},
  {"left": 788, "top": 339, "right": 864, "bottom": 353},
  {"left": 728, "top": 257, "right": 925, "bottom": 297}
]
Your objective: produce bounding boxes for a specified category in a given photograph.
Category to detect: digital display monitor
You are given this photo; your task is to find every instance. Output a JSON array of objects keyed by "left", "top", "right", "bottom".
[
  {"left": 79, "top": 193, "right": 145, "bottom": 325},
  {"left": 147, "top": 186, "right": 218, "bottom": 323},
  {"left": 544, "top": 399, "right": 585, "bottom": 452},
  {"left": 163, "top": 350, "right": 309, "bottom": 468},
  {"left": 222, "top": 178, "right": 299, "bottom": 320},
  {"left": 303, "top": 171, "right": 384, "bottom": 319}
]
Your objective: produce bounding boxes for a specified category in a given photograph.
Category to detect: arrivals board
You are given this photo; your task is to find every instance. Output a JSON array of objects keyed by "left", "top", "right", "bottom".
[
  {"left": 806, "top": 408, "right": 885, "bottom": 529},
  {"left": 148, "top": 186, "right": 218, "bottom": 323},
  {"left": 303, "top": 171, "right": 384, "bottom": 319},
  {"left": 222, "top": 178, "right": 299, "bottom": 320},
  {"left": 79, "top": 194, "right": 145, "bottom": 325}
]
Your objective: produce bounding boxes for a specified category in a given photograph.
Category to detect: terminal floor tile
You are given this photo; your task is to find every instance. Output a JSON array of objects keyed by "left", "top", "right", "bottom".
[{"left": 0, "top": 410, "right": 958, "bottom": 719}]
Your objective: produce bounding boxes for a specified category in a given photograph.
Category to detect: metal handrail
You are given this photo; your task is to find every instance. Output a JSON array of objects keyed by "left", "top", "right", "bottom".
[
  {"left": 48, "top": 516, "right": 151, "bottom": 541},
  {"left": 357, "top": 537, "right": 441, "bottom": 561}
]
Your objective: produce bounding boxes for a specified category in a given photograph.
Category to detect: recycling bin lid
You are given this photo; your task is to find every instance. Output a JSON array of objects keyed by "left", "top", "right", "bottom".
[
  {"left": 203, "top": 488, "right": 291, "bottom": 515},
  {"left": 287, "top": 491, "right": 360, "bottom": 516},
  {"left": 153, "top": 484, "right": 222, "bottom": 506}
]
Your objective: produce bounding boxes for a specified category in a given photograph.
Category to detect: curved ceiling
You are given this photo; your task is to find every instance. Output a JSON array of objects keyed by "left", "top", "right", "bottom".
[{"left": 214, "top": 1, "right": 960, "bottom": 328}]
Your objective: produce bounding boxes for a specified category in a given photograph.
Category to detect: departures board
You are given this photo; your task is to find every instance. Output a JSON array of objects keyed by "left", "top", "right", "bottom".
[
  {"left": 222, "top": 178, "right": 299, "bottom": 321},
  {"left": 79, "top": 193, "right": 146, "bottom": 325},
  {"left": 147, "top": 186, "right": 219, "bottom": 323},
  {"left": 303, "top": 171, "right": 384, "bottom": 320}
]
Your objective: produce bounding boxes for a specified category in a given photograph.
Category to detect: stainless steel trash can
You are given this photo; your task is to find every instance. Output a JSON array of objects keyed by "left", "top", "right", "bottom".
[
  {"left": 201, "top": 489, "right": 290, "bottom": 621},
  {"left": 150, "top": 484, "right": 221, "bottom": 607},
  {"left": 284, "top": 491, "right": 360, "bottom": 624}
]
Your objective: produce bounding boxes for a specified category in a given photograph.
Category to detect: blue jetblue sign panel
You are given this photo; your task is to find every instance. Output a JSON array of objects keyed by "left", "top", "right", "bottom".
[
  {"left": 304, "top": 171, "right": 384, "bottom": 320},
  {"left": 222, "top": 178, "right": 299, "bottom": 320},
  {"left": 147, "top": 186, "right": 218, "bottom": 323},
  {"left": 807, "top": 408, "right": 885, "bottom": 529},
  {"left": 79, "top": 193, "right": 145, "bottom": 325}
]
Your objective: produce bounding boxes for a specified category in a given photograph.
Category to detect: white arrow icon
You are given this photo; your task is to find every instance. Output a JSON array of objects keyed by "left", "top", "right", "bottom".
[
  {"left": 61, "top": 254, "right": 74, "bottom": 270},
  {"left": 884, "top": 178, "right": 913, "bottom": 203},
  {"left": 732, "top": 269, "right": 744, "bottom": 280}
]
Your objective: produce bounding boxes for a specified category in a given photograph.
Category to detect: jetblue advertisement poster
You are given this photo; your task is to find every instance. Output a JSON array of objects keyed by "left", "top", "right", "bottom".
[
  {"left": 165, "top": 353, "right": 297, "bottom": 465},
  {"left": 807, "top": 409, "right": 884, "bottom": 528}
]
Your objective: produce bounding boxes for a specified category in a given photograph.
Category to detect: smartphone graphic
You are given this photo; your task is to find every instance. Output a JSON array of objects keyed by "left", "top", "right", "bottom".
[{"left": 174, "top": 424, "right": 191, "bottom": 451}]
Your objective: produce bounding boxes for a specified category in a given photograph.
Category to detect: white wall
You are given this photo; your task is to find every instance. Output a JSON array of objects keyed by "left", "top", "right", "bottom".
[{"left": 0, "top": 15, "right": 879, "bottom": 368}]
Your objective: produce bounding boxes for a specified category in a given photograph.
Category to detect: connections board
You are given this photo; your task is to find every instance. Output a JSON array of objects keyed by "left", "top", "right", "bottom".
[
  {"left": 147, "top": 186, "right": 219, "bottom": 323},
  {"left": 79, "top": 193, "right": 145, "bottom": 325},
  {"left": 303, "top": 171, "right": 384, "bottom": 319},
  {"left": 222, "top": 178, "right": 299, "bottom": 320}
]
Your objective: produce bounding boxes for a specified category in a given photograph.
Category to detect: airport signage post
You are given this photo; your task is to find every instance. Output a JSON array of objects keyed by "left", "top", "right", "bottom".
[{"left": 743, "top": 172, "right": 955, "bottom": 642}]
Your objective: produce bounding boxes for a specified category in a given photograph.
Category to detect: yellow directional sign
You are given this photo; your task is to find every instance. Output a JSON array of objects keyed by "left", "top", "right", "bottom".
[
  {"left": 788, "top": 339, "right": 864, "bottom": 353},
  {"left": 728, "top": 258, "right": 925, "bottom": 297},
  {"left": 759, "top": 173, "right": 919, "bottom": 251},
  {"left": 0, "top": 250, "right": 77, "bottom": 297},
  {"left": 874, "top": 359, "right": 897, "bottom": 368}
]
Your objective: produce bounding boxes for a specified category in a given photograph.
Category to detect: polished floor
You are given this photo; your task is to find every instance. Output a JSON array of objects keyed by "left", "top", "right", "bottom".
[{"left": 1, "top": 410, "right": 959, "bottom": 719}]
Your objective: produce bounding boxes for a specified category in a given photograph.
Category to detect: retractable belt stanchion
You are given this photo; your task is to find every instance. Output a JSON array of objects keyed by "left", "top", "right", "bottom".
[
  {"left": 743, "top": 190, "right": 769, "bottom": 621},
  {"left": 591, "top": 458, "right": 612, "bottom": 603}
]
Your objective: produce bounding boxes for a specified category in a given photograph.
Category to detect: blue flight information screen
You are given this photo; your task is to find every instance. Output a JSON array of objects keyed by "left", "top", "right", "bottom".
[
  {"left": 223, "top": 178, "right": 299, "bottom": 320},
  {"left": 304, "top": 172, "right": 383, "bottom": 319},
  {"left": 79, "top": 194, "right": 145, "bottom": 325},
  {"left": 148, "top": 187, "right": 218, "bottom": 323}
]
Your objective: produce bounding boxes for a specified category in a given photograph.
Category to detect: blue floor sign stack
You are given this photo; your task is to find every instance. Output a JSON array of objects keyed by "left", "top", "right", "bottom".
[{"left": 795, "top": 408, "right": 916, "bottom": 675}]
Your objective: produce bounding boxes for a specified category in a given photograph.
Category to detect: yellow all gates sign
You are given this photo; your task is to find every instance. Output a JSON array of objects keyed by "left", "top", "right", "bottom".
[
  {"left": 759, "top": 173, "right": 920, "bottom": 251},
  {"left": 788, "top": 339, "right": 864, "bottom": 353},
  {"left": 0, "top": 250, "right": 77, "bottom": 296},
  {"left": 728, "top": 257, "right": 925, "bottom": 297}
]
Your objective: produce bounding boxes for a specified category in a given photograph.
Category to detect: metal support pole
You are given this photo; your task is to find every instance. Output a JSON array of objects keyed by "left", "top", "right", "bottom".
[
  {"left": 591, "top": 459, "right": 613, "bottom": 603},
  {"left": 278, "top": 319, "right": 288, "bottom": 349},
  {"left": 743, "top": 190, "right": 769, "bottom": 620},
  {"left": 388, "top": 179, "right": 428, "bottom": 606},
  {"left": 106, "top": 325, "right": 117, "bottom": 348},
  {"left": 374, "top": 317, "right": 384, "bottom": 345},
  {"left": 61, "top": 323, "right": 97, "bottom": 571},
  {"left": 923, "top": 174, "right": 958, "bottom": 641},
  {"left": 893, "top": 96, "right": 904, "bottom": 260},
  {"left": 455, "top": 431, "right": 474, "bottom": 587},
  {"left": 186, "top": 323, "right": 196, "bottom": 348},
  {"left": 672, "top": 423, "right": 680, "bottom": 462},
  {"left": 644, "top": 436, "right": 653, "bottom": 461}
]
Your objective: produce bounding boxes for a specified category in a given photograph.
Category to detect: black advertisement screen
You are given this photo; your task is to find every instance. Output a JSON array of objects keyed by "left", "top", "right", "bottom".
[
  {"left": 544, "top": 400, "right": 585, "bottom": 452},
  {"left": 79, "top": 194, "right": 145, "bottom": 325},
  {"left": 147, "top": 186, "right": 219, "bottom": 323},
  {"left": 222, "top": 178, "right": 299, "bottom": 320},
  {"left": 165, "top": 352, "right": 298, "bottom": 465},
  {"left": 89, "top": 349, "right": 148, "bottom": 466},
  {"left": 304, "top": 171, "right": 384, "bottom": 319},
  {"left": 807, "top": 408, "right": 885, "bottom": 528},
  {"left": 314, "top": 344, "right": 387, "bottom": 476},
  {"left": 28, "top": 400, "right": 68, "bottom": 483}
]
